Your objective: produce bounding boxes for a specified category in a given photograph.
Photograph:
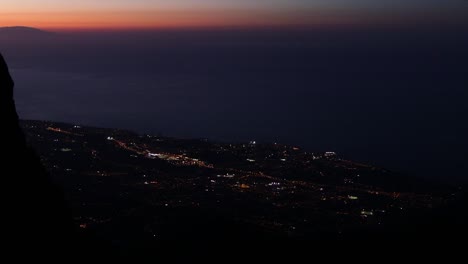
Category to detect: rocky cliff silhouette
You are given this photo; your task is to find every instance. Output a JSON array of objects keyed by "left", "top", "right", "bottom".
[{"left": 1, "top": 54, "right": 74, "bottom": 255}]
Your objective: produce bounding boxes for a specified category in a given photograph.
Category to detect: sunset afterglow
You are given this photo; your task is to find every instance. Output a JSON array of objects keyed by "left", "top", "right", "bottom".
[
  {"left": 1, "top": 0, "right": 467, "bottom": 31},
  {"left": 0, "top": 9, "right": 321, "bottom": 30}
]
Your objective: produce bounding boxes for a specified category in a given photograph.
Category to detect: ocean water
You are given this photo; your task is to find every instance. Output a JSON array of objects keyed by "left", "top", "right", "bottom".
[{"left": 2, "top": 28, "right": 467, "bottom": 183}]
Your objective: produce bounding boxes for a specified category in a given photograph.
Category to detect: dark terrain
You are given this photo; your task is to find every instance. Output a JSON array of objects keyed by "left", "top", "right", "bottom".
[
  {"left": 1, "top": 53, "right": 74, "bottom": 258},
  {"left": 20, "top": 120, "right": 467, "bottom": 248}
]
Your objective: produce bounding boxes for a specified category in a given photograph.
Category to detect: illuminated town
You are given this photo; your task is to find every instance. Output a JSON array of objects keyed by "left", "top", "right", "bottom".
[{"left": 21, "top": 120, "right": 458, "bottom": 243}]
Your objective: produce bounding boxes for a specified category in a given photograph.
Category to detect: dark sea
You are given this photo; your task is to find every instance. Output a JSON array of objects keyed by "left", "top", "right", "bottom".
[{"left": 1, "top": 28, "right": 467, "bottom": 183}]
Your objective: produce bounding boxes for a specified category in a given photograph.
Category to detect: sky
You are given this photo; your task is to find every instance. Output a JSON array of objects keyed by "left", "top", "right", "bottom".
[{"left": 1, "top": 0, "right": 467, "bottom": 30}]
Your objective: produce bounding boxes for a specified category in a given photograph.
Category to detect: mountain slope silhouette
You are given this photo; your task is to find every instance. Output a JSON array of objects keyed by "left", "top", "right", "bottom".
[
  {"left": 1, "top": 53, "right": 74, "bottom": 256},
  {"left": 0, "top": 26, "right": 51, "bottom": 37}
]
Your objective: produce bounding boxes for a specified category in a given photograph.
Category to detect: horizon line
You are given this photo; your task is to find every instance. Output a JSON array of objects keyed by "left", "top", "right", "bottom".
[{"left": 3, "top": 24, "right": 467, "bottom": 33}]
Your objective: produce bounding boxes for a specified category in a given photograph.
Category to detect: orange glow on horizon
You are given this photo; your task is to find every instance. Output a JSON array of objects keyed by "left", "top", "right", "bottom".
[
  {"left": 0, "top": 9, "right": 325, "bottom": 31},
  {"left": 1, "top": 8, "right": 466, "bottom": 31}
]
